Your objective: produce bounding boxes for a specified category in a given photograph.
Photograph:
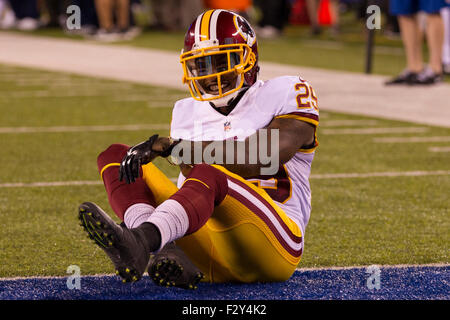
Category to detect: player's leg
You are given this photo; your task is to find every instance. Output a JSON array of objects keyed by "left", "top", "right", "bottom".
[
  {"left": 82, "top": 145, "right": 302, "bottom": 284},
  {"left": 79, "top": 143, "right": 161, "bottom": 282},
  {"left": 176, "top": 165, "right": 303, "bottom": 283},
  {"left": 80, "top": 143, "right": 206, "bottom": 287},
  {"left": 97, "top": 143, "right": 157, "bottom": 226},
  {"left": 142, "top": 162, "right": 303, "bottom": 283}
]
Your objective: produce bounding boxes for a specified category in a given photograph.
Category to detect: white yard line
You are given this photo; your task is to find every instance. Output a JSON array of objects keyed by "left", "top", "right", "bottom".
[
  {"left": 319, "top": 119, "right": 379, "bottom": 127},
  {"left": 0, "top": 181, "right": 103, "bottom": 188},
  {"left": 0, "top": 178, "right": 179, "bottom": 188},
  {"left": 0, "top": 273, "right": 116, "bottom": 281},
  {"left": 321, "top": 127, "right": 428, "bottom": 135},
  {"left": 429, "top": 146, "right": 450, "bottom": 153},
  {"left": 374, "top": 136, "right": 450, "bottom": 143},
  {"left": 310, "top": 170, "right": 450, "bottom": 179},
  {"left": 1, "top": 170, "right": 448, "bottom": 188},
  {"left": 0, "top": 124, "right": 169, "bottom": 133}
]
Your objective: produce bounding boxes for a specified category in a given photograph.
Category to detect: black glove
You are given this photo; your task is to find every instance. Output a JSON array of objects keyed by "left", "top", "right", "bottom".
[{"left": 119, "top": 134, "right": 160, "bottom": 184}]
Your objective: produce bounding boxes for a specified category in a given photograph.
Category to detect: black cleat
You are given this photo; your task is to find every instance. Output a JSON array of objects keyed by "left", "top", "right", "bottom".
[
  {"left": 148, "top": 242, "right": 204, "bottom": 290},
  {"left": 385, "top": 69, "right": 418, "bottom": 85},
  {"left": 78, "top": 202, "right": 150, "bottom": 283}
]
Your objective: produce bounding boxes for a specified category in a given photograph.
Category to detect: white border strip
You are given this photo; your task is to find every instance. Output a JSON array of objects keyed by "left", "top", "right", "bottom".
[{"left": 0, "top": 263, "right": 447, "bottom": 281}]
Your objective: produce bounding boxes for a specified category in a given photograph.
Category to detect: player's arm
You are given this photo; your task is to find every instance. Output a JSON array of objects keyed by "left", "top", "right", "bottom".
[
  {"left": 213, "top": 117, "right": 315, "bottom": 177},
  {"left": 118, "top": 118, "right": 314, "bottom": 183},
  {"left": 173, "top": 117, "right": 315, "bottom": 178}
]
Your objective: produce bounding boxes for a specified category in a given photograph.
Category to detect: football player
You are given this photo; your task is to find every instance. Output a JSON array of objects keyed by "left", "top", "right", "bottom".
[{"left": 79, "top": 9, "right": 319, "bottom": 289}]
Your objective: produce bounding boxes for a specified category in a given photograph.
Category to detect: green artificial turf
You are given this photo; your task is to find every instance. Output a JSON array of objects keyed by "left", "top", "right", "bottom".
[{"left": 0, "top": 64, "right": 448, "bottom": 277}]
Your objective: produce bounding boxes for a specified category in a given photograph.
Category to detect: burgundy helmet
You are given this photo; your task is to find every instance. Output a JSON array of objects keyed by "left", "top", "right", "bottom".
[{"left": 180, "top": 9, "right": 259, "bottom": 105}]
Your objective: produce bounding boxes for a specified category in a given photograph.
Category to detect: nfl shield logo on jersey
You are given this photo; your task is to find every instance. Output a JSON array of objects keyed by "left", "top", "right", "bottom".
[{"left": 224, "top": 121, "right": 231, "bottom": 131}]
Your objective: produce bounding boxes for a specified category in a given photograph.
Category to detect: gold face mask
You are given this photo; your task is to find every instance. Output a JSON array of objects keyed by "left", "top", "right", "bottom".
[{"left": 180, "top": 43, "right": 256, "bottom": 102}]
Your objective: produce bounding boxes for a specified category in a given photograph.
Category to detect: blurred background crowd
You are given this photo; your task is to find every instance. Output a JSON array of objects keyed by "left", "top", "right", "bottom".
[
  {"left": 0, "top": 0, "right": 396, "bottom": 38},
  {"left": 0, "top": 0, "right": 449, "bottom": 84}
]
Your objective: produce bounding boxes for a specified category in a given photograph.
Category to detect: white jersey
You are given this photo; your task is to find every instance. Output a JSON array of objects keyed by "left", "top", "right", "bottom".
[{"left": 170, "top": 76, "right": 319, "bottom": 236}]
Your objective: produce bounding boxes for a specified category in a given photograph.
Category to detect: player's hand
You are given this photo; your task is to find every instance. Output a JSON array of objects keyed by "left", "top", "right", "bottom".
[
  {"left": 119, "top": 134, "right": 159, "bottom": 184},
  {"left": 119, "top": 135, "right": 180, "bottom": 184}
]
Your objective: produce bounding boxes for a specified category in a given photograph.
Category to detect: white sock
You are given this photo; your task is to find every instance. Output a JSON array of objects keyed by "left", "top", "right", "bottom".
[
  {"left": 146, "top": 199, "right": 189, "bottom": 252},
  {"left": 124, "top": 203, "right": 155, "bottom": 229}
]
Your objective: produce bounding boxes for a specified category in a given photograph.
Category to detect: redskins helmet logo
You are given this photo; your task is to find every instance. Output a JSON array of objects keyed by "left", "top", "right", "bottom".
[{"left": 234, "top": 15, "right": 256, "bottom": 46}]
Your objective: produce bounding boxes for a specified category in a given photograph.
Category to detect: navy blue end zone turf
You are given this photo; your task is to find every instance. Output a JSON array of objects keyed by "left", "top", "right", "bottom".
[{"left": 0, "top": 265, "right": 448, "bottom": 300}]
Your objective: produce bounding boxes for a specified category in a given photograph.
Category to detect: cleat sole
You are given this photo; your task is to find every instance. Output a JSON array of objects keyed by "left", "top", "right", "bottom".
[{"left": 78, "top": 202, "right": 147, "bottom": 284}]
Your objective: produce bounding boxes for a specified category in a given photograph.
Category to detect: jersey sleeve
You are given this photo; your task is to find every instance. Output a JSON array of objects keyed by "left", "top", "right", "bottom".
[{"left": 273, "top": 76, "right": 319, "bottom": 128}]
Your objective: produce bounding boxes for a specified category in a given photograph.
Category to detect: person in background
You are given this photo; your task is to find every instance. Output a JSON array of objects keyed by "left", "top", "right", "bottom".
[
  {"left": 0, "top": 0, "right": 16, "bottom": 29},
  {"left": 305, "top": 0, "right": 340, "bottom": 36},
  {"left": 43, "top": 0, "right": 71, "bottom": 28},
  {"left": 386, "top": 0, "right": 446, "bottom": 85},
  {"left": 8, "top": 0, "right": 39, "bottom": 30},
  {"left": 149, "top": 0, "right": 203, "bottom": 31},
  {"left": 93, "top": 0, "right": 137, "bottom": 41},
  {"left": 253, "top": 0, "right": 291, "bottom": 38}
]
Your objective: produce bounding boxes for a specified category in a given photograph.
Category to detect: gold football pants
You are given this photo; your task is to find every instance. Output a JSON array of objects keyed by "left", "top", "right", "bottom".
[{"left": 142, "top": 163, "right": 303, "bottom": 283}]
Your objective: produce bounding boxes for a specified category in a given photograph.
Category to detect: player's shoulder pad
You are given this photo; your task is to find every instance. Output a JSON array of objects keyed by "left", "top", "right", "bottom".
[{"left": 267, "top": 75, "right": 319, "bottom": 127}]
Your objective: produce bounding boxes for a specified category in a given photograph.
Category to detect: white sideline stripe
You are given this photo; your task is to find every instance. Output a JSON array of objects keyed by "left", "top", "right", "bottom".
[
  {"left": 1, "top": 171, "right": 448, "bottom": 188},
  {"left": 227, "top": 180, "right": 302, "bottom": 252},
  {"left": 429, "top": 146, "right": 450, "bottom": 153},
  {"left": 374, "top": 136, "right": 450, "bottom": 143},
  {"left": 1, "top": 263, "right": 448, "bottom": 281},
  {"left": 0, "top": 178, "right": 179, "bottom": 188},
  {"left": 310, "top": 170, "right": 450, "bottom": 179},
  {"left": 0, "top": 181, "right": 103, "bottom": 188},
  {"left": 0, "top": 124, "right": 170, "bottom": 133},
  {"left": 321, "top": 127, "right": 428, "bottom": 135},
  {"left": 0, "top": 273, "right": 116, "bottom": 281}
]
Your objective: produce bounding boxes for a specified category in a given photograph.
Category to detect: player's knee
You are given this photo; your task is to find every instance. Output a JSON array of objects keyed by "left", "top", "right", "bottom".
[
  {"left": 97, "top": 143, "right": 129, "bottom": 173},
  {"left": 187, "top": 164, "right": 228, "bottom": 204}
]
